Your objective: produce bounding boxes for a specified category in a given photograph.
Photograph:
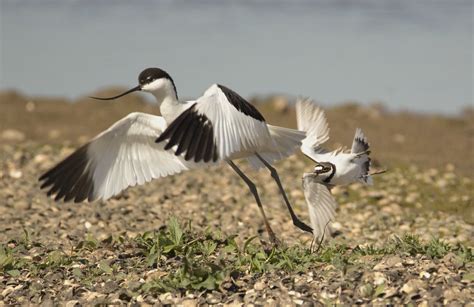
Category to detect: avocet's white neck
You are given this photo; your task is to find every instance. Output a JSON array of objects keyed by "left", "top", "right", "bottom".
[{"left": 142, "top": 78, "right": 187, "bottom": 124}]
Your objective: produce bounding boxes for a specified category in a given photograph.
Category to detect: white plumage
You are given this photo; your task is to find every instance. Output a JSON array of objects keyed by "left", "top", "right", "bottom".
[
  {"left": 302, "top": 173, "right": 338, "bottom": 240},
  {"left": 196, "top": 84, "right": 283, "bottom": 162},
  {"left": 296, "top": 98, "right": 373, "bottom": 240},
  {"left": 88, "top": 112, "right": 206, "bottom": 201},
  {"left": 41, "top": 84, "right": 303, "bottom": 202},
  {"left": 297, "top": 98, "right": 372, "bottom": 186},
  {"left": 40, "top": 67, "right": 313, "bottom": 242}
]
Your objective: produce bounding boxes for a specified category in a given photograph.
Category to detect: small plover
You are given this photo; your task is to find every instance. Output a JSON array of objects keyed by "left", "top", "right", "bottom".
[{"left": 297, "top": 98, "right": 378, "bottom": 240}]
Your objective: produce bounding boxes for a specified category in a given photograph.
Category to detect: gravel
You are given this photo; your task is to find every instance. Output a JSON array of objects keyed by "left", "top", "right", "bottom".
[{"left": 1, "top": 141, "right": 472, "bottom": 305}]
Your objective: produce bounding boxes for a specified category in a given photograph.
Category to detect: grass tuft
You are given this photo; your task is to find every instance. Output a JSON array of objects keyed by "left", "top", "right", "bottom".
[{"left": 1, "top": 218, "right": 472, "bottom": 295}]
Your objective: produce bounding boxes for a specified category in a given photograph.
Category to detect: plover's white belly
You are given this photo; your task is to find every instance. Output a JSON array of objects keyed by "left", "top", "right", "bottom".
[{"left": 329, "top": 155, "right": 361, "bottom": 185}]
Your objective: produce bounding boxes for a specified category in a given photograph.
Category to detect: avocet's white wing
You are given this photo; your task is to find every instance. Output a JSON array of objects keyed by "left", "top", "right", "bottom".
[
  {"left": 156, "top": 84, "right": 276, "bottom": 163},
  {"left": 40, "top": 112, "right": 204, "bottom": 202},
  {"left": 296, "top": 98, "right": 331, "bottom": 161},
  {"left": 303, "top": 173, "right": 338, "bottom": 240}
]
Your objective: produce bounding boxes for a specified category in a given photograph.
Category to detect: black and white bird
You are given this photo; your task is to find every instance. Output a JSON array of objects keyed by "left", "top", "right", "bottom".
[
  {"left": 39, "top": 67, "right": 312, "bottom": 243},
  {"left": 296, "top": 98, "right": 373, "bottom": 240}
]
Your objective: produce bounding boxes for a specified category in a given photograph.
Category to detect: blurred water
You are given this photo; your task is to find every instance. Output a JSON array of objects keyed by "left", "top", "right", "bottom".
[{"left": 0, "top": 0, "right": 472, "bottom": 113}]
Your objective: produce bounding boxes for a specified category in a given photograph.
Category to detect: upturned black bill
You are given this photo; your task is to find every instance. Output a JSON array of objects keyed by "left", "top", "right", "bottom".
[{"left": 89, "top": 85, "right": 141, "bottom": 100}]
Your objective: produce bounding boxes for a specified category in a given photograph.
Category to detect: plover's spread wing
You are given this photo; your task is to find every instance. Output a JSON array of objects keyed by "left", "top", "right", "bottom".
[
  {"left": 351, "top": 128, "right": 370, "bottom": 154},
  {"left": 296, "top": 98, "right": 331, "bottom": 161},
  {"left": 156, "top": 84, "right": 273, "bottom": 163},
  {"left": 39, "top": 113, "right": 205, "bottom": 203},
  {"left": 349, "top": 128, "right": 372, "bottom": 185},
  {"left": 303, "top": 172, "right": 338, "bottom": 240}
]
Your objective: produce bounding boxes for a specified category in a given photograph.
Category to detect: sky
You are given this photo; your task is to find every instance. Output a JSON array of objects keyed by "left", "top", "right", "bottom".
[{"left": 1, "top": 0, "right": 472, "bottom": 114}]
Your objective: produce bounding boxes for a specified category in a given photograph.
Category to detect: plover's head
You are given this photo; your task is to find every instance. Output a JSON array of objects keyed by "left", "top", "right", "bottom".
[
  {"left": 90, "top": 67, "right": 177, "bottom": 100},
  {"left": 311, "top": 162, "right": 334, "bottom": 182}
]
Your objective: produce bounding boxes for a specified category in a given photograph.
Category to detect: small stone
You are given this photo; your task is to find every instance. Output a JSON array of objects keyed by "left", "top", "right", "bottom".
[
  {"left": 182, "top": 299, "right": 198, "bottom": 307},
  {"left": 418, "top": 301, "right": 429, "bottom": 307},
  {"left": 436, "top": 179, "right": 447, "bottom": 189},
  {"left": 374, "top": 255, "right": 403, "bottom": 270},
  {"left": 393, "top": 133, "right": 405, "bottom": 143},
  {"left": 358, "top": 284, "right": 373, "bottom": 298},
  {"left": 145, "top": 269, "right": 167, "bottom": 281},
  {"left": 331, "top": 221, "right": 342, "bottom": 231},
  {"left": 404, "top": 192, "right": 419, "bottom": 204},
  {"left": 373, "top": 272, "right": 387, "bottom": 285},
  {"left": 2, "top": 285, "right": 15, "bottom": 297},
  {"left": 442, "top": 252, "right": 463, "bottom": 268},
  {"left": 33, "top": 154, "right": 48, "bottom": 165},
  {"left": 253, "top": 281, "right": 265, "bottom": 291},
  {"left": 1, "top": 129, "right": 25, "bottom": 142},
  {"left": 25, "top": 101, "right": 36, "bottom": 112},
  {"left": 401, "top": 279, "right": 424, "bottom": 294},
  {"left": 48, "top": 129, "right": 61, "bottom": 139},
  {"left": 290, "top": 189, "right": 303, "bottom": 198},
  {"left": 9, "top": 169, "right": 22, "bottom": 179},
  {"left": 404, "top": 259, "right": 415, "bottom": 265},
  {"left": 445, "top": 163, "right": 455, "bottom": 172},
  {"left": 159, "top": 292, "right": 172, "bottom": 302}
]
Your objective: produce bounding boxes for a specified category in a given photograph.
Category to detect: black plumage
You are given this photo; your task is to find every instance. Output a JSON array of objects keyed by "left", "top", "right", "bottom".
[
  {"left": 155, "top": 104, "right": 219, "bottom": 163},
  {"left": 138, "top": 67, "right": 178, "bottom": 98},
  {"left": 217, "top": 84, "right": 265, "bottom": 122},
  {"left": 39, "top": 144, "right": 95, "bottom": 203},
  {"left": 323, "top": 162, "right": 337, "bottom": 184},
  {"left": 352, "top": 134, "right": 370, "bottom": 154}
]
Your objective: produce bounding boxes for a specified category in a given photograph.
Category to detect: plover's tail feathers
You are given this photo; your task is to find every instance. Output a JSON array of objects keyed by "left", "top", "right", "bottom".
[
  {"left": 351, "top": 128, "right": 372, "bottom": 185},
  {"left": 351, "top": 128, "right": 370, "bottom": 154}
]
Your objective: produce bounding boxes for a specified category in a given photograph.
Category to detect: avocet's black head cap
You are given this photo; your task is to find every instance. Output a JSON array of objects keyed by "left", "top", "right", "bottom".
[
  {"left": 138, "top": 67, "right": 177, "bottom": 97},
  {"left": 138, "top": 67, "right": 173, "bottom": 86},
  {"left": 90, "top": 67, "right": 177, "bottom": 101}
]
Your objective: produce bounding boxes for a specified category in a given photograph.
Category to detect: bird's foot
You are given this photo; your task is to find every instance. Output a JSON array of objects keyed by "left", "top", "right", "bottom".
[
  {"left": 269, "top": 233, "right": 281, "bottom": 247},
  {"left": 259, "top": 235, "right": 282, "bottom": 250},
  {"left": 293, "top": 219, "right": 313, "bottom": 234}
]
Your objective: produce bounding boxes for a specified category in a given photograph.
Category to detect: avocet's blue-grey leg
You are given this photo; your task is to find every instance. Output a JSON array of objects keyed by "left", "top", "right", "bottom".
[
  {"left": 255, "top": 153, "right": 313, "bottom": 234},
  {"left": 227, "top": 160, "right": 279, "bottom": 244}
]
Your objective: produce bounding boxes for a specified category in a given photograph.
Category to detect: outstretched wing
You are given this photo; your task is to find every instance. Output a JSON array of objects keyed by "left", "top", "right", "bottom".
[
  {"left": 296, "top": 98, "right": 331, "bottom": 161},
  {"left": 155, "top": 84, "right": 272, "bottom": 162},
  {"left": 302, "top": 173, "right": 338, "bottom": 240},
  {"left": 39, "top": 112, "right": 203, "bottom": 202}
]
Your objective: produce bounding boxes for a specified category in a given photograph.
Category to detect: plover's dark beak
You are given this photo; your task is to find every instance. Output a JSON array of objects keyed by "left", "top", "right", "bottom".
[{"left": 89, "top": 85, "right": 141, "bottom": 100}]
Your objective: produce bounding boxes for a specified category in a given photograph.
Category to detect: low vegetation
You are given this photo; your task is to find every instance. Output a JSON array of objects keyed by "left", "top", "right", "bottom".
[{"left": 1, "top": 218, "right": 472, "bottom": 304}]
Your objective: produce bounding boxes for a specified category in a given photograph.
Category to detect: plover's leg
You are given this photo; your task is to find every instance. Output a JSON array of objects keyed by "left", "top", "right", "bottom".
[
  {"left": 255, "top": 154, "right": 313, "bottom": 234},
  {"left": 369, "top": 169, "right": 387, "bottom": 175},
  {"left": 227, "top": 160, "right": 279, "bottom": 245}
]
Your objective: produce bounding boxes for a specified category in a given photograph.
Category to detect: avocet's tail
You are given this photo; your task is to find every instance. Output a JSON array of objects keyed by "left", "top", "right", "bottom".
[{"left": 247, "top": 125, "right": 305, "bottom": 169}]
